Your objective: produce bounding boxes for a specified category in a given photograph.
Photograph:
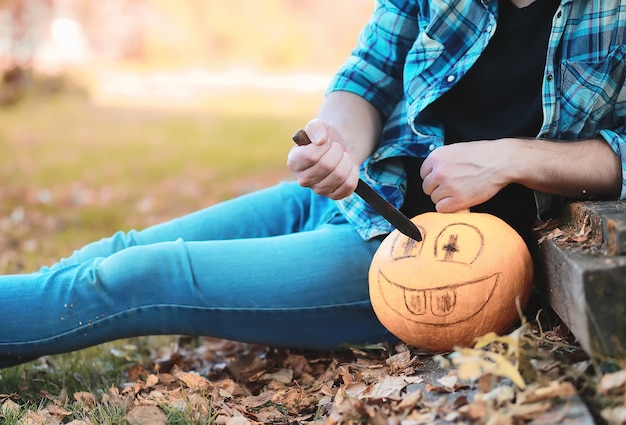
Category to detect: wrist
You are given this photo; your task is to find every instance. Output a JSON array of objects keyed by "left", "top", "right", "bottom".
[{"left": 499, "top": 137, "right": 530, "bottom": 186}]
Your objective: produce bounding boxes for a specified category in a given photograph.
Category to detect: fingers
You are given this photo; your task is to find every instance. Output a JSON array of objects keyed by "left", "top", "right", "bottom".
[
  {"left": 312, "top": 150, "right": 360, "bottom": 199},
  {"left": 419, "top": 152, "right": 470, "bottom": 213},
  {"left": 287, "top": 119, "right": 359, "bottom": 199},
  {"left": 420, "top": 155, "right": 444, "bottom": 200},
  {"left": 295, "top": 142, "right": 350, "bottom": 186},
  {"left": 287, "top": 121, "right": 334, "bottom": 174},
  {"left": 287, "top": 139, "right": 332, "bottom": 174},
  {"left": 423, "top": 180, "right": 458, "bottom": 212},
  {"left": 420, "top": 168, "right": 436, "bottom": 197},
  {"left": 421, "top": 172, "right": 470, "bottom": 213}
]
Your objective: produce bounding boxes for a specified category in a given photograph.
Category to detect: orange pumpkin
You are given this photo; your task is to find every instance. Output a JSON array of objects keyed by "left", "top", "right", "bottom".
[{"left": 368, "top": 212, "right": 533, "bottom": 352}]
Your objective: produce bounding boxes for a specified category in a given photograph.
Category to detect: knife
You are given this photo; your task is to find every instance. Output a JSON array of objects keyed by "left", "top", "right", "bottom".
[{"left": 292, "top": 129, "right": 422, "bottom": 242}]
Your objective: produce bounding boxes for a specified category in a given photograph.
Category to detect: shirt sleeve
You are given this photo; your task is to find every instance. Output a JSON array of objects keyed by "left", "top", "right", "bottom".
[
  {"left": 598, "top": 128, "right": 626, "bottom": 200},
  {"left": 325, "top": 0, "right": 421, "bottom": 118}
]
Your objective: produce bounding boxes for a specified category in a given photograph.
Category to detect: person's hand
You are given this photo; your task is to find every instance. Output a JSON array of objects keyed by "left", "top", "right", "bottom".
[
  {"left": 287, "top": 119, "right": 360, "bottom": 199},
  {"left": 420, "top": 139, "right": 515, "bottom": 212}
]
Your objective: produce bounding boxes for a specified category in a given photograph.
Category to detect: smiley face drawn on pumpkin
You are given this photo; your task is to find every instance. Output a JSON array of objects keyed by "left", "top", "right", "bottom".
[{"left": 375, "top": 222, "right": 501, "bottom": 326}]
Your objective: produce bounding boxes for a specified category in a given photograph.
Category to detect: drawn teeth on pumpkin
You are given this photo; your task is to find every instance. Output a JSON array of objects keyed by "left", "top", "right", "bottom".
[
  {"left": 403, "top": 288, "right": 427, "bottom": 316},
  {"left": 401, "top": 287, "right": 457, "bottom": 317},
  {"left": 377, "top": 270, "right": 500, "bottom": 325},
  {"left": 430, "top": 287, "right": 457, "bottom": 316}
]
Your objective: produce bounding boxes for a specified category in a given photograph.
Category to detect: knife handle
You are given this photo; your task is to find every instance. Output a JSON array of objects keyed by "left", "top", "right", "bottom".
[{"left": 292, "top": 129, "right": 313, "bottom": 146}]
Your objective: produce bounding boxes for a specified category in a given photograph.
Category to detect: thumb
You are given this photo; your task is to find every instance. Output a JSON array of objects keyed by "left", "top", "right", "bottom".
[{"left": 303, "top": 119, "right": 332, "bottom": 146}]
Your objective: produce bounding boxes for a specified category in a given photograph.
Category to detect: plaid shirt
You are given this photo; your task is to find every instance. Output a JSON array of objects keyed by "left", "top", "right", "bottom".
[{"left": 327, "top": 0, "right": 626, "bottom": 240}]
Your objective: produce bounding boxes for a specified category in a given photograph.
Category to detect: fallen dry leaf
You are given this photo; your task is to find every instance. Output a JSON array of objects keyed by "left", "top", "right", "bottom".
[
  {"left": 271, "top": 387, "right": 318, "bottom": 414},
  {"left": 224, "top": 415, "right": 253, "bottom": 425},
  {"left": 124, "top": 405, "right": 167, "bottom": 425},
  {"left": 436, "top": 372, "right": 458, "bottom": 390},
  {"left": 458, "top": 399, "right": 488, "bottom": 421},
  {"left": 0, "top": 393, "right": 19, "bottom": 403},
  {"left": 240, "top": 391, "right": 273, "bottom": 409},
  {"left": 72, "top": 391, "right": 96, "bottom": 408},
  {"left": 22, "top": 410, "right": 62, "bottom": 425},
  {"left": 46, "top": 404, "right": 73, "bottom": 417},
  {"left": 145, "top": 373, "right": 159, "bottom": 388},
  {"left": 452, "top": 348, "right": 526, "bottom": 389},
  {"left": 358, "top": 375, "right": 424, "bottom": 401},
  {"left": 517, "top": 381, "right": 576, "bottom": 404},
  {"left": 1, "top": 398, "right": 20, "bottom": 414},
  {"left": 385, "top": 350, "right": 420, "bottom": 375},
  {"left": 602, "top": 405, "right": 626, "bottom": 424},
  {"left": 480, "top": 384, "right": 515, "bottom": 406},
  {"left": 599, "top": 369, "right": 626, "bottom": 395},
  {"left": 173, "top": 370, "right": 211, "bottom": 391},
  {"left": 260, "top": 367, "right": 293, "bottom": 384}
]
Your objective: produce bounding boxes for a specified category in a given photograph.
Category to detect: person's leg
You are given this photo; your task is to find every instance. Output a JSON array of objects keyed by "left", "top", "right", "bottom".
[
  {"left": 43, "top": 182, "right": 325, "bottom": 271},
  {"left": 1, "top": 182, "right": 395, "bottom": 367}
]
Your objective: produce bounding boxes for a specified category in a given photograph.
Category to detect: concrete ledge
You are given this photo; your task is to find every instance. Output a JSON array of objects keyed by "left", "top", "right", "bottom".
[{"left": 534, "top": 201, "right": 626, "bottom": 360}]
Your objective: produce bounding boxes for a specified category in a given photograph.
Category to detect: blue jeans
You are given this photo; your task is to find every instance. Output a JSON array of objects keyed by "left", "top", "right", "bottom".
[{"left": 0, "top": 182, "right": 396, "bottom": 367}]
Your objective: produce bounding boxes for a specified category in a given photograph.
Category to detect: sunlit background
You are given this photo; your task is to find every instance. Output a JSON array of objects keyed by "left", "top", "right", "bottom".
[
  {"left": 0, "top": 0, "right": 374, "bottom": 272},
  {"left": 0, "top": 0, "right": 373, "bottom": 110}
]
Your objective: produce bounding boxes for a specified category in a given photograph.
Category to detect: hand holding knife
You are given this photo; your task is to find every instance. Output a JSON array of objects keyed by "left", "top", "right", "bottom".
[{"left": 292, "top": 129, "right": 422, "bottom": 242}]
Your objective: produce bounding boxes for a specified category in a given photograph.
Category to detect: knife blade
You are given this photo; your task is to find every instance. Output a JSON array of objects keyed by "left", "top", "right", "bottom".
[{"left": 292, "top": 129, "right": 422, "bottom": 242}]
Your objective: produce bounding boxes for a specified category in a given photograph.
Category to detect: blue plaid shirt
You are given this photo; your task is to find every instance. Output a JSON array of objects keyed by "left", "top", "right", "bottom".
[{"left": 327, "top": 0, "right": 626, "bottom": 240}]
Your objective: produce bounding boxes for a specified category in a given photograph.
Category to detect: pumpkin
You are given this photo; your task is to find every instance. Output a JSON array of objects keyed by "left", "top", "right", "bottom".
[{"left": 368, "top": 211, "right": 533, "bottom": 352}]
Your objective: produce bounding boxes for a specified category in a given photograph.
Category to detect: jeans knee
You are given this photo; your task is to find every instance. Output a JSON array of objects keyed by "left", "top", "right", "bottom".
[{"left": 95, "top": 240, "right": 192, "bottom": 296}]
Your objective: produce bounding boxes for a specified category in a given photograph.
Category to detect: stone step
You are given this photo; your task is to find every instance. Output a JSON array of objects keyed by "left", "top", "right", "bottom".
[{"left": 533, "top": 201, "right": 626, "bottom": 360}]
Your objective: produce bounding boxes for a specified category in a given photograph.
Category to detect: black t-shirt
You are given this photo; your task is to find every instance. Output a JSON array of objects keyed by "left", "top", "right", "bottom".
[{"left": 402, "top": 0, "right": 560, "bottom": 242}]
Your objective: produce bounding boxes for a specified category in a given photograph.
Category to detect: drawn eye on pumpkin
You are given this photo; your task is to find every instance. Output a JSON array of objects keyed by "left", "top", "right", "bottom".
[
  {"left": 388, "top": 226, "right": 426, "bottom": 260},
  {"left": 433, "top": 223, "right": 484, "bottom": 265}
]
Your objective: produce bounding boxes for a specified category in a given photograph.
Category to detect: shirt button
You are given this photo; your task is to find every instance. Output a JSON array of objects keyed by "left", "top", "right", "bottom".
[
  {"left": 446, "top": 75, "right": 456, "bottom": 83},
  {"left": 372, "top": 152, "right": 380, "bottom": 159},
  {"left": 428, "top": 144, "right": 436, "bottom": 151},
  {"left": 546, "top": 73, "right": 553, "bottom": 82}
]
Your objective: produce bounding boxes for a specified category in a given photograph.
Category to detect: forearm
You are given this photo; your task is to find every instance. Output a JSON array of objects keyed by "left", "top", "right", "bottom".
[
  {"left": 316, "top": 91, "right": 382, "bottom": 165},
  {"left": 510, "top": 137, "right": 622, "bottom": 200}
]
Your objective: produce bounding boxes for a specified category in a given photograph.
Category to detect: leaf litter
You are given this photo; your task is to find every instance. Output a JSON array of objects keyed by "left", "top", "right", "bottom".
[{"left": 3, "top": 316, "right": 611, "bottom": 425}]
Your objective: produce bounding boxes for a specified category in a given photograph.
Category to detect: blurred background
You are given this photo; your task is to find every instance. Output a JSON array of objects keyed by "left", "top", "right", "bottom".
[
  {"left": 0, "top": 0, "right": 373, "bottom": 272},
  {"left": 0, "top": 0, "right": 372, "bottom": 108}
]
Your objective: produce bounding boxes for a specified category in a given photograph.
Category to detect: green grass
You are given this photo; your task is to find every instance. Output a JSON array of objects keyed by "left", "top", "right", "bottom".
[
  {"left": 0, "top": 346, "right": 130, "bottom": 424},
  {"left": 0, "top": 90, "right": 315, "bottom": 271},
  {"left": 0, "top": 337, "right": 220, "bottom": 424},
  {"left": 0, "top": 89, "right": 316, "bottom": 422}
]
